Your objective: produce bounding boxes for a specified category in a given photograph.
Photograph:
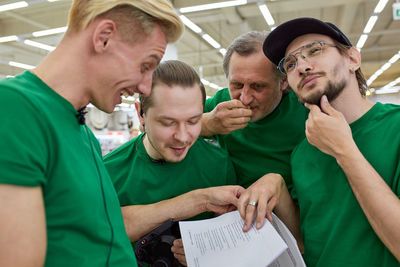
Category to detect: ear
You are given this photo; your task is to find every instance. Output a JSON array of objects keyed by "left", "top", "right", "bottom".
[
  {"left": 92, "top": 19, "right": 117, "bottom": 53},
  {"left": 347, "top": 46, "right": 361, "bottom": 73},
  {"left": 134, "top": 101, "right": 145, "bottom": 125},
  {"left": 278, "top": 76, "right": 289, "bottom": 92}
]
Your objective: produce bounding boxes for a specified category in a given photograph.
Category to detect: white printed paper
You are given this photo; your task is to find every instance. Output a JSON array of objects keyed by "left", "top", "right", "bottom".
[{"left": 179, "top": 211, "right": 289, "bottom": 267}]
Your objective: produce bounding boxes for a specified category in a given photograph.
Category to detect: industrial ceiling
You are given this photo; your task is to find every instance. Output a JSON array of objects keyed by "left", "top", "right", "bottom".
[{"left": 0, "top": 0, "right": 399, "bottom": 97}]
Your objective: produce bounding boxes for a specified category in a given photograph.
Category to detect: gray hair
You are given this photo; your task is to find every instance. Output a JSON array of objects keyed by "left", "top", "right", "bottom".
[{"left": 222, "top": 31, "right": 284, "bottom": 82}]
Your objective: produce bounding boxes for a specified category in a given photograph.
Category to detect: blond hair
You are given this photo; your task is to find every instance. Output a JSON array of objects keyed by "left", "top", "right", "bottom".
[{"left": 67, "top": 0, "right": 183, "bottom": 43}]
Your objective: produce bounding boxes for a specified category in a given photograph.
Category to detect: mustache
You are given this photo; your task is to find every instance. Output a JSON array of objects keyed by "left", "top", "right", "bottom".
[{"left": 298, "top": 71, "right": 326, "bottom": 90}]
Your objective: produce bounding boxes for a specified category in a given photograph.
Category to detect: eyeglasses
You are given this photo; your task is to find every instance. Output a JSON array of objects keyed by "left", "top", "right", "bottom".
[{"left": 278, "top": 41, "right": 337, "bottom": 74}]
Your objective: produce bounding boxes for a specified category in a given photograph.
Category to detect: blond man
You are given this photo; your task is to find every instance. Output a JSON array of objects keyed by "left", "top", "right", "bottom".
[{"left": 0, "top": 0, "right": 183, "bottom": 266}]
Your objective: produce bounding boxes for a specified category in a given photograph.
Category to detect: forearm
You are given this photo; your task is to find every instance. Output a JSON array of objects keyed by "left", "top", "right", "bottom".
[
  {"left": 337, "top": 148, "right": 400, "bottom": 260},
  {"left": 122, "top": 189, "right": 208, "bottom": 241},
  {"left": 200, "top": 112, "right": 215, "bottom": 136}
]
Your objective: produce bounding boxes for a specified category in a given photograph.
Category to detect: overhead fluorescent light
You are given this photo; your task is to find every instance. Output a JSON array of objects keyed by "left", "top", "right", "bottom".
[
  {"left": 24, "top": 40, "right": 55, "bottom": 51},
  {"left": 0, "top": 35, "right": 18, "bottom": 43},
  {"left": 179, "top": 15, "right": 202, "bottom": 33},
  {"left": 9, "top": 61, "right": 35, "bottom": 70},
  {"left": 375, "top": 86, "right": 400, "bottom": 94},
  {"left": 374, "top": 0, "right": 389, "bottom": 13},
  {"left": 367, "top": 51, "right": 400, "bottom": 86},
  {"left": 202, "top": 34, "right": 221, "bottom": 49},
  {"left": 388, "top": 52, "right": 400, "bottom": 64},
  {"left": 219, "top": 48, "right": 227, "bottom": 56},
  {"left": 179, "top": 0, "right": 247, "bottom": 13},
  {"left": 0, "top": 1, "right": 28, "bottom": 12},
  {"left": 356, "top": 34, "right": 368, "bottom": 50},
  {"left": 258, "top": 4, "right": 275, "bottom": 27},
  {"left": 363, "top": 15, "right": 378, "bottom": 34},
  {"left": 201, "top": 78, "right": 210, "bottom": 86},
  {"left": 380, "top": 62, "right": 391, "bottom": 72},
  {"left": 32, "top": 26, "right": 68, "bottom": 37},
  {"left": 375, "top": 69, "right": 384, "bottom": 76}
]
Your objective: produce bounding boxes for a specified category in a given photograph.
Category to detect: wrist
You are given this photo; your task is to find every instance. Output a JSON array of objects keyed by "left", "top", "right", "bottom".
[
  {"left": 201, "top": 113, "right": 214, "bottom": 136},
  {"left": 192, "top": 188, "right": 209, "bottom": 213}
]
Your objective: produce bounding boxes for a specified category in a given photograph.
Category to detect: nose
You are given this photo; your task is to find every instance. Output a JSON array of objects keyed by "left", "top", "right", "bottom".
[
  {"left": 239, "top": 85, "right": 253, "bottom": 105},
  {"left": 173, "top": 124, "right": 190, "bottom": 144},
  {"left": 296, "top": 55, "right": 313, "bottom": 75},
  {"left": 136, "top": 71, "right": 153, "bottom": 96}
]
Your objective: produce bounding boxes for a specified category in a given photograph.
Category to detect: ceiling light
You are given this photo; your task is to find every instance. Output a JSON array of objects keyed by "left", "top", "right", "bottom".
[
  {"left": 380, "top": 62, "right": 391, "bottom": 72},
  {"left": 179, "top": 15, "right": 202, "bottom": 33},
  {"left": 32, "top": 26, "right": 67, "bottom": 37},
  {"left": 179, "top": 0, "right": 247, "bottom": 13},
  {"left": 367, "top": 51, "right": 400, "bottom": 86},
  {"left": 0, "top": 1, "right": 28, "bottom": 12},
  {"left": 201, "top": 78, "right": 210, "bottom": 86},
  {"left": 219, "top": 48, "right": 227, "bottom": 56},
  {"left": 201, "top": 34, "right": 221, "bottom": 49},
  {"left": 24, "top": 40, "right": 56, "bottom": 51},
  {"left": 356, "top": 34, "right": 368, "bottom": 50},
  {"left": 0, "top": 35, "right": 18, "bottom": 43},
  {"left": 388, "top": 52, "right": 400, "bottom": 64},
  {"left": 374, "top": 0, "right": 389, "bottom": 13},
  {"left": 363, "top": 15, "right": 378, "bottom": 34},
  {"left": 258, "top": 4, "right": 275, "bottom": 27},
  {"left": 8, "top": 61, "right": 35, "bottom": 70},
  {"left": 375, "top": 86, "right": 400, "bottom": 94}
]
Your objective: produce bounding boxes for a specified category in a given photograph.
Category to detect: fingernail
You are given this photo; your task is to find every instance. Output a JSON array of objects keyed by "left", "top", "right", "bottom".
[
  {"left": 256, "top": 222, "right": 261, "bottom": 228},
  {"left": 322, "top": 95, "right": 328, "bottom": 102}
]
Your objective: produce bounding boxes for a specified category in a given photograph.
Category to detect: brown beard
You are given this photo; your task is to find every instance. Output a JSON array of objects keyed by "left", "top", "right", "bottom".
[
  {"left": 297, "top": 65, "right": 346, "bottom": 106},
  {"left": 300, "top": 79, "right": 346, "bottom": 106}
]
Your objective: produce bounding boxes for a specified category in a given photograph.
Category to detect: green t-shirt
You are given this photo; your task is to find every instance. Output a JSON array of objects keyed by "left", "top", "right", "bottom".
[
  {"left": 104, "top": 134, "right": 237, "bottom": 211},
  {"left": 291, "top": 102, "right": 400, "bottom": 266},
  {"left": 0, "top": 71, "right": 136, "bottom": 266},
  {"left": 205, "top": 88, "right": 307, "bottom": 188}
]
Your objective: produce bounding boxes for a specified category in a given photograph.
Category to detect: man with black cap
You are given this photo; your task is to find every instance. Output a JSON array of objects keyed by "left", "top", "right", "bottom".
[{"left": 239, "top": 17, "right": 400, "bottom": 266}]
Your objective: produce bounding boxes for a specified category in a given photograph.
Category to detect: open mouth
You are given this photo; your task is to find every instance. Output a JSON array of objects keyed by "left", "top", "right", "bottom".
[{"left": 120, "top": 88, "right": 133, "bottom": 97}]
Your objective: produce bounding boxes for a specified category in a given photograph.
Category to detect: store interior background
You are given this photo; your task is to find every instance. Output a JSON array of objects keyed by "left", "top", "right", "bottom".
[{"left": 1, "top": 0, "right": 399, "bottom": 154}]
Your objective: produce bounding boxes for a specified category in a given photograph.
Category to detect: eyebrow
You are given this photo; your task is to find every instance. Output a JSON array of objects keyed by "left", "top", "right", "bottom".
[
  {"left": 150, "top": 55, "right": 161, "bottom": 65},
  {"left": 158, "top": 113, "right": 203, "bottom": 121}
]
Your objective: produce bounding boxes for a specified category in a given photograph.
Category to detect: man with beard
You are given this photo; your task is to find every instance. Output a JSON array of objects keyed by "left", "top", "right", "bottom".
[
  {"left": 201, "top": 32, "right": 307, "bottom": 233},
  {"left": 240, "top": 17, "right": 400, "bottom": 266},
  {"left": 104, "top": 60, "right": 242, "bottom": 265}
]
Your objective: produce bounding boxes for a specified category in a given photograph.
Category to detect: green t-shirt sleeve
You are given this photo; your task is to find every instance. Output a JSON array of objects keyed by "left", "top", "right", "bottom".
[
  {"left": 0, "top": 88, "right": 47, "bottom": 186},
  {"left": 204, "top": 88, "right": 231, "bottom": 113}
]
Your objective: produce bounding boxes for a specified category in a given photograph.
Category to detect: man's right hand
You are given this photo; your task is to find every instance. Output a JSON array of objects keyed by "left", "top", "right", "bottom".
[{"left": 201, "top": 100, "right": 252, "bottom": 136}]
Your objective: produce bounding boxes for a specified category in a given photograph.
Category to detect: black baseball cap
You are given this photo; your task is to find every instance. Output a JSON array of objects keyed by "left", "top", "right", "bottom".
[{"left": 263, "top": 17, "right": 352, "bottom": 66}]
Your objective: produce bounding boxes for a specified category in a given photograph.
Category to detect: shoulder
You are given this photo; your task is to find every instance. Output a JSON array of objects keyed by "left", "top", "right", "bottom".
[
  {"left": 103, "top": 134, "right": 142, "bottom": 162},
  {"left": 204, "top": 88, "right": 231, "bottom": 112},
  {"left": 192, "top": 137, "right": 229, "bottom": 158}
]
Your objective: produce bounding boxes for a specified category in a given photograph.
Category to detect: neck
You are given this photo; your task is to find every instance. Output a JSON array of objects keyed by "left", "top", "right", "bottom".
[
  {"left": 330, "top": 80, "right": 374, "bottom": 124},
  {"left": 142, "top": 133, "right": 163, "bottom": 160},
  {"left": 32, "top": 34, "right": 91, "bottom": 111}
]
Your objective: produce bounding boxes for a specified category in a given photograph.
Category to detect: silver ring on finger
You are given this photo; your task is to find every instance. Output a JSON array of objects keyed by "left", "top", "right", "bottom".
[{"left": 247, "top": 200, "right": 257, "bottom": 207}]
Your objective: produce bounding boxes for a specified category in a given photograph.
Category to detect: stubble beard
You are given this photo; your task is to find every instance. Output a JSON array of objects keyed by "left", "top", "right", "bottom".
[{"left": 299, "top": 79, "right": 346, "bottom": 106}]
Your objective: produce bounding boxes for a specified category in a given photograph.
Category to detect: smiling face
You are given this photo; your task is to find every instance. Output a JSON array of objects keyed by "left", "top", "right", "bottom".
[
  {"left": 90, "top": 25, "right": 167, "bottom": 113},
  {"left": 141, "top": 83, "right": 203, "bottom": 162},
  {"left": 227, "top": 51, "right": 285, "bottom": 122},
  {"left": 285, "top": 34, "right": 351, "bottom": 105}
]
